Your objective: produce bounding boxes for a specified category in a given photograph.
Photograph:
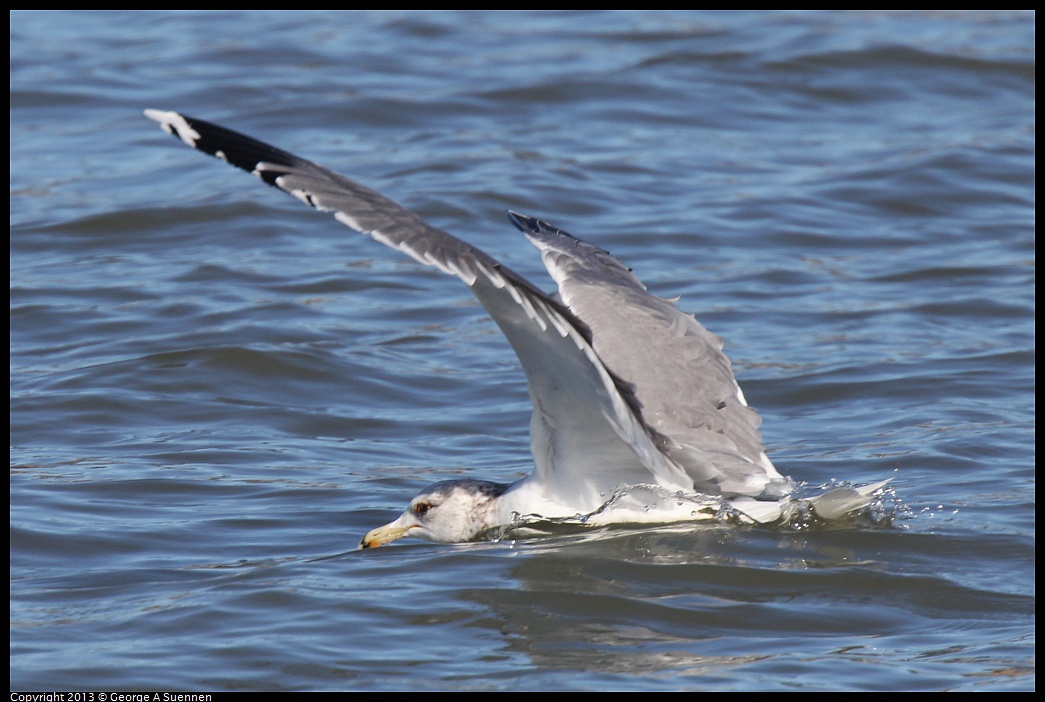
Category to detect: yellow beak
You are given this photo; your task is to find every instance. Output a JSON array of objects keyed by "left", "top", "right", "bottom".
[{"left": 359, "top": 519, "right": 416, "bottom": 548}]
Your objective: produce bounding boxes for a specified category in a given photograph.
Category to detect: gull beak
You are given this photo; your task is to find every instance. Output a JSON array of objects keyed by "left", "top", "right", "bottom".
[{"left": 359, "top": 516, "right": 416, "bottom": 549}]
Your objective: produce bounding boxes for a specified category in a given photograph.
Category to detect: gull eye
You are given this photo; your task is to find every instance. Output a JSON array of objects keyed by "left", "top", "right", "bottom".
[{"left": 414, "top": 502, "right": 431, "bottom": 516}]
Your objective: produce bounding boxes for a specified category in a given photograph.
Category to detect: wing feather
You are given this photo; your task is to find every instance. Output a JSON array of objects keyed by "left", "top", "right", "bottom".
[
  {"left": 145, "top": 110, "right": 692, "bottom": 514},
  {"left": 508, "top": 211, "right": 785, "bottom": 497}
]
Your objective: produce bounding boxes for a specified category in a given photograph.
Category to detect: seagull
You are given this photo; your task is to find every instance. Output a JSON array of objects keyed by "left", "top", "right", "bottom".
[{"left": 145, "top": 109, "right": 886, "bottom": 547}]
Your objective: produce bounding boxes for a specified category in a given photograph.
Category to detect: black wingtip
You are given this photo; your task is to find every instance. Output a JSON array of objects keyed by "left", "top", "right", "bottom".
[
  {"left": 507, "top": 209, "right": 561, "bottom": 235},
  {"left": 506, "top": 210, "right": 581, "bottom": 245},
  {"left": 146, "top": 108, "right": 299, "bottom": 185},
  {"left": 506, "top": 209, "right": 534, "bottom": 232}
]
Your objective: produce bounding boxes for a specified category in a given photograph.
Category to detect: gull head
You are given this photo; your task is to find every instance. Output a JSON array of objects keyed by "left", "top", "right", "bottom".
[{"left": 360, "top": 479, "right": 510, "bottom": 548}]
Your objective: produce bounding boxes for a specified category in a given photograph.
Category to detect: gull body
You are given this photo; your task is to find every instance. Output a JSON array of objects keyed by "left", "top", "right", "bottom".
[{"left": 146, "top": 109, "right": 880, "bottom": 547}]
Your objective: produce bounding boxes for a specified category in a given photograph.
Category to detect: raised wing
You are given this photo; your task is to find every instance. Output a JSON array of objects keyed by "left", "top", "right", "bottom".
[
  {"left": 145, "top": 110, "right": 691, "bottom": 513},
  {"left": 509, "top": 213, "right": 785, "bottom": 497}
]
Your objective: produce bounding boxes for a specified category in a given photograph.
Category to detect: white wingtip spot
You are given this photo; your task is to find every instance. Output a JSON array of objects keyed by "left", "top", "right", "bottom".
[{"left": 144, "top": 109, "right": 201, "bottom": 147}]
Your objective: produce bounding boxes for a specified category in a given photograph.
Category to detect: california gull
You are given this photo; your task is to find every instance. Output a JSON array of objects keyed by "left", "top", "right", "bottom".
[{"left": 145, "top": 109, "right": 886, "bottom": 547}]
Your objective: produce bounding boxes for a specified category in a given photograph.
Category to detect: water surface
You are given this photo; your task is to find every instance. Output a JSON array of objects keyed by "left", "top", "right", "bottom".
[{"left": 10, "top": 10, "right": 1034, "bottom": 691}]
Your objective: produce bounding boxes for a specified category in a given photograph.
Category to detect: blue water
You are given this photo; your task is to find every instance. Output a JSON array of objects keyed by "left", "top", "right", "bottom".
[{"left": 10, "top": 10, "right": 1034, "bottom": 691}]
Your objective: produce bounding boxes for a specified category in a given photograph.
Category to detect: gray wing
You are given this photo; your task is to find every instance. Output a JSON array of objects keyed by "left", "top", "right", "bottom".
[
  {"left": 508, "top": 212, "right": 785, "bottom": 497},
  {"left": 145, "top": 110, "right": 692, "bottom": 512}
]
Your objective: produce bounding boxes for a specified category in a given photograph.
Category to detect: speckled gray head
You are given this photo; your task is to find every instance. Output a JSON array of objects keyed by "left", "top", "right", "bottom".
[{"left": 360, "top": 480, "right": 510, "bottom": 548}]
